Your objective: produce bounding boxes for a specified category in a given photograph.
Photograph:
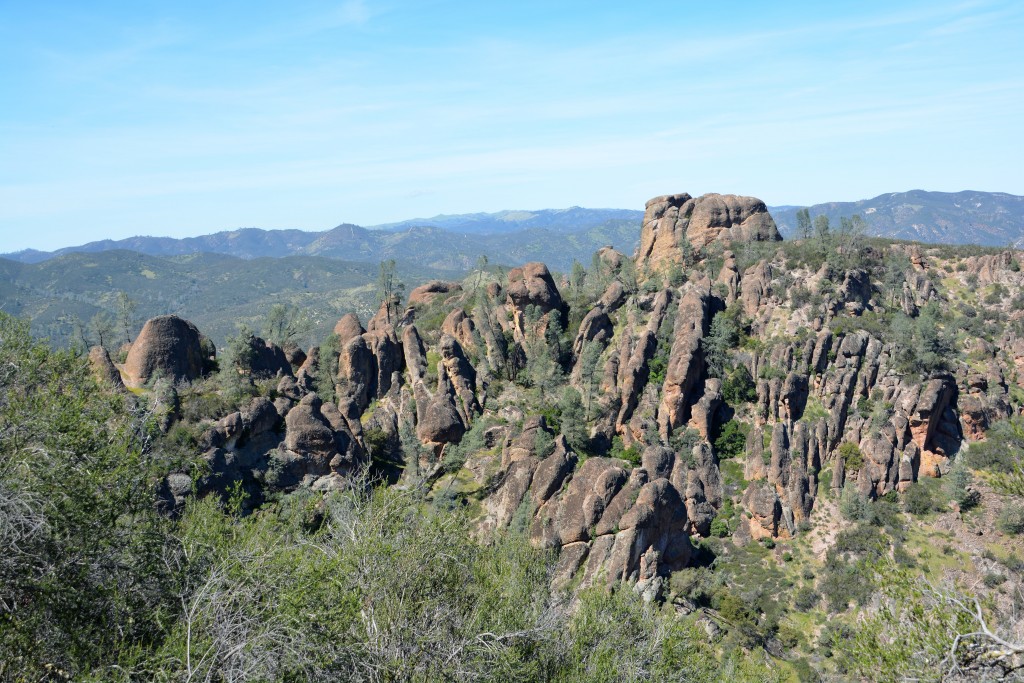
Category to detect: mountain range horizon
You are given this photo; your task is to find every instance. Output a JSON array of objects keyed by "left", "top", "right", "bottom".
[{"left": 6, "top": 188, "right": 1024, "bottom": 262}]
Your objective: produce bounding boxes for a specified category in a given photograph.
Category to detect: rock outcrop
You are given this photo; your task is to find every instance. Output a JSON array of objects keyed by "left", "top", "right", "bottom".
[
  {"left": 149, "top": 188, "right": 1023, "bottom": 608},
  {"left": 89, "top": 345, "right": 125, "bottom": 389},
  {"left": 506, "top": 262, "right": 566, "bottom": 336},
  {"left": 283, "top": 393, "right": 364, "bottom": 481},
  {"left": 636, "top": 193, "right": 781, "bottom": 271},
  {"left": 333, "top": 313, "right": 365, "bottom": 344},
  {"left": 658, "top": 281, "right": 711, "bottom": 437},
  {"left": 240, "top": 335, "right": 292, "bottom": 378},
  {"left": 407, "top": 280, "right": 463, "bottom": 307},
  {"left": 123, "top": 315, "right": 206, "bottom": 388}
]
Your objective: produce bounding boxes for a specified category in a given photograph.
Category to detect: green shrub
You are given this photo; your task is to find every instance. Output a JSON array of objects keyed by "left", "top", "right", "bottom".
[
  {"left": 721, "top": 365, "right": 757, "bottom": 404},
  {"left": 819, "top": 556, "right": 875, "bottom": 612},
  {"left": 982, "top": 572, "right": 1006, "bottom": 588},
  {"left": 794, "top": 586, "right": 820, "bottom": 610},
  {"left": 713, "top": 419, "right": 748, "bottom": 459},
  {"left": 997, "top": 504, "right": 1024, "bottom": 535},
  {"left": 839, "top": 484, "right": 871, "bottom": 522},
  {"left": 947, "top": 460, "right": 979, "bottom": 510},
  {"left": 709, "top": 515, "right": 730, "bottom": 538},
  {"left": 1001, "top": 553, "right": 1024, "bottom": 572},
  {"left": 903, "top": 479, "right": 941, "bottom": 515},
  {"left": 967, "top": 417, "right": 1024, "bottom": 473},
  {"left": 837, "top": 441, "right": 863, "bottom": 471}
]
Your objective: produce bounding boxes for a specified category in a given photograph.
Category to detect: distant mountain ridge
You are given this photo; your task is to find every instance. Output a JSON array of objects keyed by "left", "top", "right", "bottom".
[
  {"left": 372, "top": 206, "right": 643, "bottom": 234},
  {"left": 770, "top": 190, "right": 1024, "bottom": 246},
  {"left": 4, "top": 192, "right": 1023, "bottom": 269},
  {"left": 2, "top": 208, "right": 645, "bottom": 272}
]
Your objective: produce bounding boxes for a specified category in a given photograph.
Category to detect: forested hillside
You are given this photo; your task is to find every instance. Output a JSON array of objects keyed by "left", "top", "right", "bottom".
[
  {"left": 0, "top": 251, "right": 449, "bottom": 348},
  {"left": 1, "top": 211, "right": 643, "bottom": 273},
  {"left": 3, "top": 191, "right": 1024, "bottom": 682},
  {"left": 771, "top": 190, "right": 1024, "bottom": 246}
]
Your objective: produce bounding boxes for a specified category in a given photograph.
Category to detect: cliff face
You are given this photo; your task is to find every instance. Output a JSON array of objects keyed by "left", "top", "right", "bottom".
[{"left": 136, "top": 191, "right": 1024, "bottom": 596}]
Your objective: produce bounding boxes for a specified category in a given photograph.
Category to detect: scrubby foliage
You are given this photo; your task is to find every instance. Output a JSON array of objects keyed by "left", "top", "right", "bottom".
[
  {"left": 0, "top": 312, "right": 787, "bottom": 681},
  {"left": 0, "top": 314, "right": 176, "bottom": 679}
]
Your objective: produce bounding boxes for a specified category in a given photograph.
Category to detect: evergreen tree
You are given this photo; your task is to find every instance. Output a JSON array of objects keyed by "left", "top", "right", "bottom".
[{"left": 558, "top": 386, "right": 587, "bottom": 452}]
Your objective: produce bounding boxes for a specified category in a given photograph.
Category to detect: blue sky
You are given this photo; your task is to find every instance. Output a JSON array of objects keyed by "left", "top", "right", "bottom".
[{"left": 1, "top": 0, "right": 1022, "bottom": 252}]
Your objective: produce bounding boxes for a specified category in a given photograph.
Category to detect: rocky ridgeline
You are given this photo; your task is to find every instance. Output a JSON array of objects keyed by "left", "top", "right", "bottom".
[{"left": 91, "top": 191, "right": 1024, "bottom": 595}]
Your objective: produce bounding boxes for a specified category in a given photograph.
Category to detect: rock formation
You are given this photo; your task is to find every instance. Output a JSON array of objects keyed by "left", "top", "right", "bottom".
[
  {"left": 636, "top": 193, "right": 781, "bottom": 271},
  {"left": 123, "top": 315, "right": 206, "bottom": 387},
  {"left": 139, "top": 189, "right": 1024, "bottom": 602}
]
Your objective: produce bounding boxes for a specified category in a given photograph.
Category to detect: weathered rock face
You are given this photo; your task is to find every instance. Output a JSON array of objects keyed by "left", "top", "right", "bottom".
[
  {"left": 907, "top": 376, "right": 960, "bottom": 477},
  {"left": 407, "top": 280, "right": 463, "bottom": 307},
  {"left": 416, "top": 365, "right": 466, "bottom": 450},
  {"left": 333, "top": 313, "right": 365, "bottom": 345},
  {"left": 595, "top": 246, "right": 625, "bottom": 271},
  {"left": 284, "top": 393, "right": 363, "bottom": 478},
  {"left": 717, "top": 251, "right": 740, "bottom": 304},
  {"left": 282, "top": 343, "right": 306, "bottom": 370},
  {"left": 482, "top": 415, "right": 695, "bottom": 590},
  {"left": 506, "top": 262, "right": 565, "bottom": 333},
  {"left": 201, "top": 396, "right": 282, "bottom": 452},
  {"left": 368, "top": 329, "right": 403, "bottom": 401},
  {"left": 338, "top": 335, "right": 376, "bottom": 410},
  {"left": 89, "top": 346, "right": 124, "bottom": 389},
  {"left": 442, "top": 308, "right": 477, "bottom": 355},
  {"left": 572, "top": 308, "right": 613, "bottom": 358},
  {"left": 740, "top": 261, "right": 774, "bottom": 319},
  {"left": 154, "top": 189, "right": 1024, "bottom": 606},
  {"left": 744, "top": 482, "right": 782, "bottom": 540},
  {"left": 658, "top": 281, "right": 711, "bottom": 437},
  {"left": 123, "top": 315, "right": 205, "bottom": 387},
  {"left": 438, "top": 334, "right": 480, "bottom": 422},
  {"left": 636, "top": 193, "right": 781, "bottom": 271},
  {"left": 402, "top": 325, "right": 428, "bottom": 384},
  {"left": 242, "top": 335, "right": 293, "bottom": 378},
  {"left": 502, "top": 415, "right": 552, "bottom": 466}
]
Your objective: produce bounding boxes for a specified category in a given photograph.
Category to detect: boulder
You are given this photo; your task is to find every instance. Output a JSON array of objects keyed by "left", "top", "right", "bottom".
[
  {"left": 487, "top": 459, "right": 537, "bottom": 529},
  {"left": 572, "top": 308, "right": 613, "bottom": 358},
  {"left": 503, "top": 415, "right": 553, "bottom": 466},
  {"left": 367, "top": 329, "right": 403, "bottom": 401},
  {"left": 506, "top": 262, "right": 565, "bottom": 321},
  {"left": 442, "top": 308, "right": 478, "bottom": 355},
  {"left": 716, "top": 251, "right": 740, "bottom": 304},
  {"left": 88, "top": 345, "right": 124, "bottom": 389},
  {"left": 407, "top": 280, "right": 463, "bottom": 307},
  {"left": 338, "top": 335, "right": 376, "bottom": 410},
  {"left": 402, "top": 325, "right": 428, "bottom": 384},
  {"left": 282, "top": 343, "right": 307, "bottom": 369},
  {"left": 123, "top": 315, "right": 205, "bottom": 387},
  {"left": 284, "top": 393, "right": 362, "bottom": 476},
  {"left": 743, "top": 482, "right": 782, "bottom": 539},
  {"left": 333, "top": 313, "right": 365, "bottom": 345},
  {"left": 740, "top": 261, "right": 774, "bottom": 319},
  {"left": 201, "top": 396, "right": 282, "bottom": 451},
  {"left": 438, "top": 334, "right": 480, "bottom": 422},
  {"left": 556, "top": 457, "right": 628, "bottom": 545},
  {"left": 416, "top": 365, "right": 466, "bottom": 449},
  {"left": 530, "top": 436, "right": 578, "bottom": 507}
]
